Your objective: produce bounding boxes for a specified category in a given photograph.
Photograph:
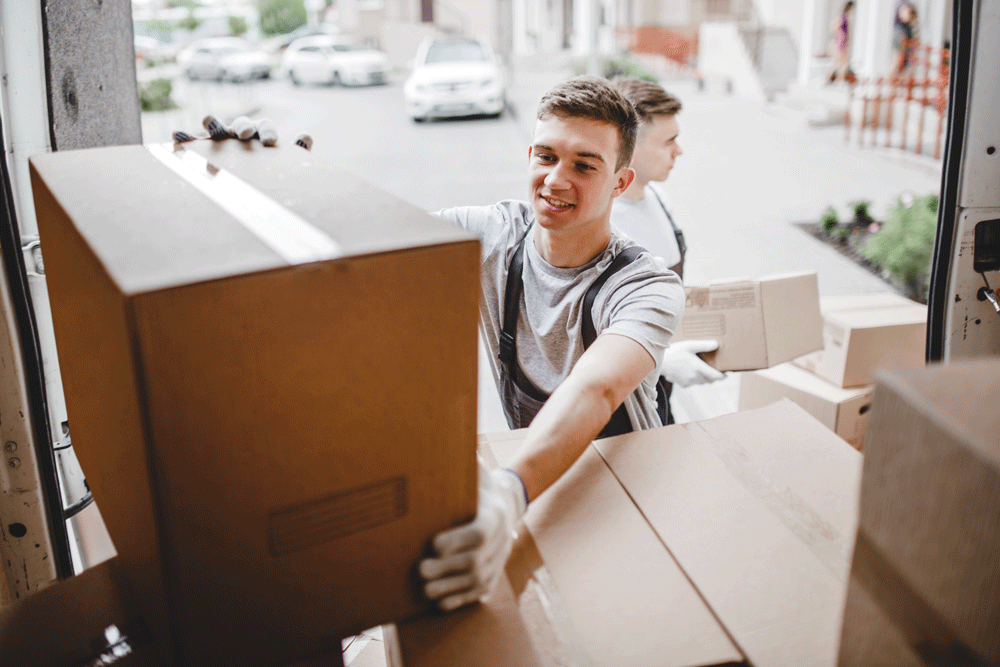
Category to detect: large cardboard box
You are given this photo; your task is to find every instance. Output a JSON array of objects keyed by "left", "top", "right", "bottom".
[
  {"left": 395, "top": 401, "right": 863, "bottom": 666},
  {"left": 30, "top": 141, "right": 480, "bottom": 667},
  {"left": 739, "top": 362, "right": 874, "bottom": 449},
  {"left": 672, "top": 271, "right": 823, "bottom": 371},
  {"left": 793, "top": 293, "right": 927, "bottom": 387},
  {"left": 838, "top": 360, "right": 1000, "bottom": 666}
]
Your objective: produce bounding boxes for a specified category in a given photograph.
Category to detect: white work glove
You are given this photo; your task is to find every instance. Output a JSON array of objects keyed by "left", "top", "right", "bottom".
[
  {"left": 661, "top": 339, "right": 726, "bottom": 387},
  {"left": 419, "top": 464, "right": 528, "bottom": 612}
]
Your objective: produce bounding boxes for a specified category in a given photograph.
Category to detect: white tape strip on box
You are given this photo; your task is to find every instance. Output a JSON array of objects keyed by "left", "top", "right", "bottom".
[{"left": 147, "top": 143, "right": 341, "bottom": 265}]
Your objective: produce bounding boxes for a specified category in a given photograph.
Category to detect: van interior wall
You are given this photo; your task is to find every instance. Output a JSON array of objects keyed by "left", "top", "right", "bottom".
[{"left": 42, "top": 0, "right": 141, "bottom": 150}]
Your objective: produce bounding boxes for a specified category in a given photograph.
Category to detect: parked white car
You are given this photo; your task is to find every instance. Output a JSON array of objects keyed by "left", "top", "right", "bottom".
[
  {"left": 403, "top": 36, "right": 506, "bottom": 122},
  {"left": 280, "top": 36, "right": 389, "bottom": 86},
  {"left": 177, "top": 37, "right": 273, "bottom": 82}
]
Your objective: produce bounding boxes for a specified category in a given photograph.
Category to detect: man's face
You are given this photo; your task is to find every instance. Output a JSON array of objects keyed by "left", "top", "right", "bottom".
[
  {"left": 528, "top": 114, "right": 633, "bottom": 234},
  {"left": 629, "top": 114, "right": 682, "bottom": 184}
]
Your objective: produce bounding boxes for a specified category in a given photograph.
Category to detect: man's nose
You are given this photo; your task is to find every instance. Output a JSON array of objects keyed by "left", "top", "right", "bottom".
[
  {"left": 674, "top": 143, "right": 683, "bottom": 157},
  {"left": 544, "top": 162, "right": 570, "bottom": 188}
]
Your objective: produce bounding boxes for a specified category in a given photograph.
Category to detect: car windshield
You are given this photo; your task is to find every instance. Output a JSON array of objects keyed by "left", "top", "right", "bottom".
[
  {"left": 424, "top": 40, "right": 487, "bottom": 64},
  {"left": 331, "top": 44, "right": 363, "bottom": 52}
]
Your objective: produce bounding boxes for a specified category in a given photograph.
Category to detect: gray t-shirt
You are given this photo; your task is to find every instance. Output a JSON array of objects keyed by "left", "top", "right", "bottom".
[{"left": 437, "top": 200, "right": 685, "bottom": 431}]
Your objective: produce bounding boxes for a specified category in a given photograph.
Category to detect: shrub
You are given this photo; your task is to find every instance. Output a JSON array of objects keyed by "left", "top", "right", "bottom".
[
  {"left": 139, "top": 78, "right": 178, "bottom": 112},
  {"left": 860, "top": 193, "right": 938, "bottom": 302},
  {"left": 176, "top": 9, "right": 202, "bottom": 32},
  {"left": 573, "top": 54, "right": 657, "bottom": 82},
  {"left": 258, "top": 0, "right": 307, "bottom": 36},
  {"left": 820, "top": 206, "right": 839, "bottom": 234}
]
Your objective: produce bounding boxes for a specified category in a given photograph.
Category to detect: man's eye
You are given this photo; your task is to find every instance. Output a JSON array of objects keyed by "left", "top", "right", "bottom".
[
  {"left": 577, "top": 163, "right": 594, "bottom": 171},
  {"left": 537, "top": 154, "right": 555, "bottom": 162}
]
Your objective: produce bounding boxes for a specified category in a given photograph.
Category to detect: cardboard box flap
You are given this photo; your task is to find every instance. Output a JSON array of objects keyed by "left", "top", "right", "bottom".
[
  {"left": 759, "top": 272, "right": 823, "bottom": 364},
  {"left": 593, "top": 402, "right": 862, "bottom": 667},
  {"left": 29, "top": 142, "right": 475, "bottom": 295},
  {"left": 753, "top": 363, "right": 874, "bottom": 403},
  {"left": 399, "top": 439, "right": 745, "bottom": 667},
  {"left": 819, "top": 292, "right": 925, "bottom": 315},
  {"left": 827, "top": 304, "right": 927, "bottom": 329},
  {"left": 0, "top": 558, "right": 162, "bottom": 667}
]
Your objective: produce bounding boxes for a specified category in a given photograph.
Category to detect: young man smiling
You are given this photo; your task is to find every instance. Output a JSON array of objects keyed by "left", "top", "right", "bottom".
[{"left": 418, "top": 76, "right": 685, "bottom": 611}]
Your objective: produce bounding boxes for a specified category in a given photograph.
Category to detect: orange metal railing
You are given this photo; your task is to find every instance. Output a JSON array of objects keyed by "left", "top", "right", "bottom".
[{"left": 845, "top": 41, "right": 950, "bottom": 159}]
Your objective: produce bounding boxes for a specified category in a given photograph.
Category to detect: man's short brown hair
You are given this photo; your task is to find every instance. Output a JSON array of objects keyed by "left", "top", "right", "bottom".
[
  {"left": 536, "top": 75, "right": 638, "bottom": 171},
  {"left": 611, "top": 77, "right": 682, "bottom": 126}
]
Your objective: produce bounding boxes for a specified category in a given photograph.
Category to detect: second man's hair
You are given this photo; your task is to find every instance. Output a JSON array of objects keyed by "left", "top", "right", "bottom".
[
  {"left": 537, "top": 75, "right": 639, "bottom": 171},
  {"left": 611, "top": 77, "right": 682, "bottom": 126}
]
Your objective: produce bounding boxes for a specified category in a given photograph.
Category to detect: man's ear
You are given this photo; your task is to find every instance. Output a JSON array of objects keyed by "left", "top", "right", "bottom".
[
  {"left": 612, "top": 167, "right": 636, "bottom": 197},
  {"left": 527, "top": 145, "right": 533, "bottom": 161}
]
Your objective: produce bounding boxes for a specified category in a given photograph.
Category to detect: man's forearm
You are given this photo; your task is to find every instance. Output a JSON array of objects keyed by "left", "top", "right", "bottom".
[{"left": 509, "top": 372, "right": 617, "bottom": 501}]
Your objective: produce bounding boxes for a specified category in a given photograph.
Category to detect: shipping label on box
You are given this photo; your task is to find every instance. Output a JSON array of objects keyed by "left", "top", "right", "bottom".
[
  {"left": 739, "top": 362, "right": 875, "bottom": 449},
  {"left": 672, "top": 271, "right": 823, "bottom": 371},
  {"left": 793, "top": 293, "right": 927, "bottom": 387},
  {"left": 31, "top": 141, "right": 481, "bottom": 667}
]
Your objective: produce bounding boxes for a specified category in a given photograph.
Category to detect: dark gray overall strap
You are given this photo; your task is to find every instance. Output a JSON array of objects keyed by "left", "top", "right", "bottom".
[
  {"left": 498, "top": 231, "right": 529, "bottom": 368},
  {"left": 581, "top": 245, "right": 645, "bottom": 348},
  {"left": 649, "top": 187, "right": 686, "bottom": 279},
  {"left": 581, "top": 245, "right": 648, "bottom": 437}
]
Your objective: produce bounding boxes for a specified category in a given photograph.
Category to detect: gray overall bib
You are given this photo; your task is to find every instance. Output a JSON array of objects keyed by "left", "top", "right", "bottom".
[{"left": 497, "top": 227, "right": 669, "bottom": 437}]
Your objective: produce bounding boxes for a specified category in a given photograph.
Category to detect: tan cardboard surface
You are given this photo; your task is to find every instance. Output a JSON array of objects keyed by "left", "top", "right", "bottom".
[
  {"left": 793, "top": 293, "right": 927, "bottom": 387},
  {"left": 840, "top": 360, "right": 1000, "bottom": 665},
  {"left": 0, "top": 558, "right": 163, "bottom": 667},
  {"left": 31, "top": 141, "right": 480, "bottom": 667},
  {"left": 739, "top": 363, "right": 874, "bottom": 448},
  {"left": 759, "top": 272, "right": 826, "bottom": 368},
  {"left": 594, "top": 402, "right": 862, "bottom": 667},
  {"left": 398, "top": 439, "right": 744, "bottom": 667},
  {"left": 673, "top": 272, "right": 822, "bottom": 371}
]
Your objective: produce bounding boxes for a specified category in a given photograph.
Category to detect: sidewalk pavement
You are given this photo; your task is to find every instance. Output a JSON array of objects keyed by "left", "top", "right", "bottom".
[{"left": 503, "top": 57, "right": 942, "bottom": 423}]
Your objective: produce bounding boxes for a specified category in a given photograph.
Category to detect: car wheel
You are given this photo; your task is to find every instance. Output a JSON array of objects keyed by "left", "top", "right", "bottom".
[
  {"left": 412, "top": 116, "right": 427, "bottom": 123},
  {"left": 290, "top": 70, "right": 301, "bottom": 86},
  {"left": 331, "top": 71, "right": 342, "bottom": 86}
]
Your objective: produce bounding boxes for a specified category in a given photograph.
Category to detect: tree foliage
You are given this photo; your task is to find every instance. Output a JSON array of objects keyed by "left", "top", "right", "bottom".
[
  {"left": 258, "top": 0, "right": 307, "bottom": 36},
  {"left": 228, "top": 15, "right": 249, "bottom": 37}
]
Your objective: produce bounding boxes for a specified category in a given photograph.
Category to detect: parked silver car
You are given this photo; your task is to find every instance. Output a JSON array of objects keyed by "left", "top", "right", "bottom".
[
  {"left": 279, "top": 35, "right": 389, "bottom": 86},
  {"left": 177, "top": 38, "right": 273, "bottom": 83},
  {"left": 403, "top": 36, "right": 506, "bottom": 122}
]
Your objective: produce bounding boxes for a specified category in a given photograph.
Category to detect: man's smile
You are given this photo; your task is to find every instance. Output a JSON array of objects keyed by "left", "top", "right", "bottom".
[{"left": 540, "top": 194, "right": 574, "bottom": 209}]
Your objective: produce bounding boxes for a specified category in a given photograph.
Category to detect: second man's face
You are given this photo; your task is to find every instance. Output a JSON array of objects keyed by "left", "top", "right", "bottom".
[{"left": 630, "top": 115, "right": 683, "bottom": 185}]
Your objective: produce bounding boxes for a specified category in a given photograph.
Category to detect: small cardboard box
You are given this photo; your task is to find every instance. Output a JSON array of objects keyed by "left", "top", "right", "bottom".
[
  {"left": 793, "top": 293, "right": 927, "bottom": 387},
  {"left": 395, "top": 401, "right": 862, "bottom": 666},
  {"left": 672, "top": 271, "right": 823, "bottom": 371},
  {"left": 31, "top": 141, "right": 480, "bottom": 667},
  {"left": 838, "top": 360, "right": 1000, "bottom": 666},
  {"left": 739, "top": 362, "right": 874, "bottom": 449}
]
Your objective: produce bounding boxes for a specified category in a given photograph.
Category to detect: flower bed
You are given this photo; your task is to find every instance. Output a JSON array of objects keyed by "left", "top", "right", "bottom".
[{"left": 796, "top": 194, "right": 939, "bottom": 304}]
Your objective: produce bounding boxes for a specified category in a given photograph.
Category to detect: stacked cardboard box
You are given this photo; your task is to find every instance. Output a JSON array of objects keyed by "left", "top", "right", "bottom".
[
  {"left": 671, "top": 272, "right": 824, "bottom": 371},
  {"left": 839, "top": 360, "right": 1000, "bottom": 666},
  {"left": 740, "top": 293, "right": 927, "bottom": 449},
  {"left": 393, "top": 400, "right": 864, "bottom": 666},
  {"left": 30, "top": 141, "right": 480, "bottom": 667}
]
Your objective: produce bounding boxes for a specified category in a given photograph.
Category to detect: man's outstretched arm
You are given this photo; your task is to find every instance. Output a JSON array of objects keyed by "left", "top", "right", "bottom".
[
  {"left": 509, "top": 333, "right": 656, "bottom": 501},
  {"left": 419, "top": 333, "right": 656, "bottom": 611}
]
